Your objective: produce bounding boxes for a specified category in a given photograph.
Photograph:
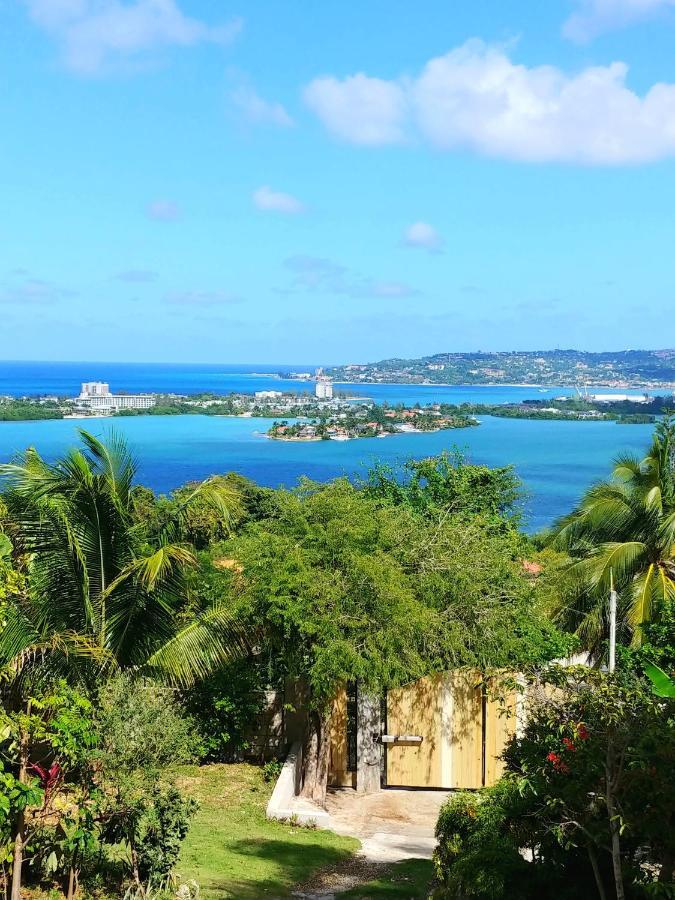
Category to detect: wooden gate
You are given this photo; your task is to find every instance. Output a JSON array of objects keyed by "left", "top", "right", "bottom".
[{"left": 385, "top": 671, "right": 516, "bottom": 789}]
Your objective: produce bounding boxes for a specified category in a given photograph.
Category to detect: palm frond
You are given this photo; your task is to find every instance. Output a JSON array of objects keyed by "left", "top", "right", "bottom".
[{"left": 143, "top": 605, "right": 252, "bottom": 687}]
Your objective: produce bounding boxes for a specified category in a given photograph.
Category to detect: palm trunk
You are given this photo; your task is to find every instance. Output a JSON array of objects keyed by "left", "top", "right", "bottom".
[{"left": 300, "top": 708, "right": 331, "bottom": 805}]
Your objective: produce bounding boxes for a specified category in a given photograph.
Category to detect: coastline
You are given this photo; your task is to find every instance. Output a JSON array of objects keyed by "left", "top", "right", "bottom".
[{"left": 331, "top": 380, "right": 675, "bottom": 390}]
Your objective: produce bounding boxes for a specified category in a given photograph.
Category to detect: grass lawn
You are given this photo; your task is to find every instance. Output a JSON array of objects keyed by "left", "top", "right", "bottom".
[
  {"left": 341, "top": 859, "right": 434, "bottom": 899},
  {"left": 176, "top": 763, "right": 360, "bottom": 899}
]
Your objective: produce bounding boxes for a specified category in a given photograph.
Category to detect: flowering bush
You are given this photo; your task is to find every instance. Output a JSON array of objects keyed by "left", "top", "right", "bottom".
[{"left": 434, "top": 666, "right": 675, "bottom": 899}]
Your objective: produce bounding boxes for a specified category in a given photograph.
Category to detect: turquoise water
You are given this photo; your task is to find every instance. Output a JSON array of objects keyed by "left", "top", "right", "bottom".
[{"left": 0, "top": 413, "right": 654, "bottom": 532}]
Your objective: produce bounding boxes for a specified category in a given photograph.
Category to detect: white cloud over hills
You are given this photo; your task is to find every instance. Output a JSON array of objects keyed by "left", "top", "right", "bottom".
[{"left": 304, "top": 39, "right": 675, "bottom": 165}]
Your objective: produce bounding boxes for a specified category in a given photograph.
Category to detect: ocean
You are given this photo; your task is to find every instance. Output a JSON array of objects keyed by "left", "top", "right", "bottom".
[{"left": 0, "top": 361, "right": 659, "bottom": 532}]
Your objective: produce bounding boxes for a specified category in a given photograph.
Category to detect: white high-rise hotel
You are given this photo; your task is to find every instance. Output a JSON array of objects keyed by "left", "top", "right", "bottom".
[
  {"left": 76, "top": 382, "right": 156, "bottom": 411},
  {"left": 315, "top": 379, "right": 333, "bottom": 400}
]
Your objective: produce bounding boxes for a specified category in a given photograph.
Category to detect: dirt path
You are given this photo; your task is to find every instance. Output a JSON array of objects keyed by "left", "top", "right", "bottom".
[{"left": 292, "top": 788, "right": 447, "bottom": 898}]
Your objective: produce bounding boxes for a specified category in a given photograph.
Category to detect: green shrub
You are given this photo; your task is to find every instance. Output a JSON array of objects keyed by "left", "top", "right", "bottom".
[
  {"left": 262, "top": 760, "right": 283, "bottom": 783},
  {"left": 434, "top": 782, "right": 544, "bottom": 900},
  {"left": 136, "top": 786, "right": 199, "bottom": 881},
  {"left": 181, "top": 660, "right": 265, "bottom": 761}
]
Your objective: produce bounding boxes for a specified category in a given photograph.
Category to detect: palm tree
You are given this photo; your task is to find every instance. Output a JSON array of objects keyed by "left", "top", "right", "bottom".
[
  {"left": 0, "top": 430, "right": 248, "bottom": 686},
  {"left": 550, "top": 417, "right": 675, "bottom": 651}
]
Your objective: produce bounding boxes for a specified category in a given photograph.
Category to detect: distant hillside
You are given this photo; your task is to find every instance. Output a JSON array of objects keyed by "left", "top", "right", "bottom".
[{"left": 326, "top": 350, "right": 675, "bottom": 387}]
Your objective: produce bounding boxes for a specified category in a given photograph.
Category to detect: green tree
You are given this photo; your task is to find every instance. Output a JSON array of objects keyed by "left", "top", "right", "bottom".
[
  {"left": 550, "top": 417, "right": 675, "bottom": 651},
  {"left": 362, "top": 451, "right": 521, "bottom": 523},
  {"left": 222, "top": 477, "right": 567, "bottom": 802},
  {"left": 0, "top": 431, "right": 248, "bottom": 687}
]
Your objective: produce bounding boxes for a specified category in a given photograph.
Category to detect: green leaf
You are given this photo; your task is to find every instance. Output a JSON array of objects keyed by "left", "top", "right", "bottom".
[
  {"left": 0, "top": 534, "right": 11, "bottom": 560},
  {"left": 644, "top": 661, "right": 675, "bottom": 698}
]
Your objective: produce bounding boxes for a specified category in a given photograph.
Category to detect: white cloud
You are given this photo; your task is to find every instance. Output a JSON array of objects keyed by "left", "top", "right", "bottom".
[
  {"left": 22, "top": 0, "right": 242, "bottom": 74},
  {"left": 304, "top": 73, "right": 407, "bottom": 146},
  {"left": 283, "top": 256, "right": 419, "bottom": 300},
  {"left": 403, "top": 222, "right": 443, "bottom": 252},
  {"left": 231, "top": 84, "right": 293, "bottom": 127},
  {"left": 147, "top": 199, "right": 180, "bottom": 221},
  {"left": 253, "top": 186, "right": 306, "bottom": 215},
  {"left": 304, "top": 39, "right": 675, "bottom": 165},
  {"left": 563, "top": 0, "right": 675, "bottom": 41}
]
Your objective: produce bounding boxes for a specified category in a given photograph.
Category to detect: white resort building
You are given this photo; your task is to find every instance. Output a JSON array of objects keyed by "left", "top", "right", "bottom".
[
  {"left": 315, "top": 379, "right": 333, "bottom": 400},
  {"left": 75, "top": 382, "right": 156, "bottom": 412}
]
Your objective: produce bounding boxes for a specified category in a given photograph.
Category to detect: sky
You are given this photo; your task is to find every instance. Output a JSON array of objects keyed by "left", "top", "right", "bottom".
[{"left": 2, "top": 0, "right": 675, "bottom": 364}]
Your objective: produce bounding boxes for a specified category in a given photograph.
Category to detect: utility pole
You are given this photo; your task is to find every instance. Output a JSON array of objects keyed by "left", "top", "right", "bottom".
[{"left": 609, "top": 569, "right": 617, "bottom": 674}]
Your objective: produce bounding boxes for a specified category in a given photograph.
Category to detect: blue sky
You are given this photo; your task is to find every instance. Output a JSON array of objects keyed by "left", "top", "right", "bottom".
[{"left": 2, "top": 0, "right": 675, "bottom": 363}]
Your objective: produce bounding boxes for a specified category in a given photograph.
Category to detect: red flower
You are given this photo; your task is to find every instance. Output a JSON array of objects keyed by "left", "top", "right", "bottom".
[
  {"left": 547, "top": 750, "right": 570, "bottom": 773},
  {"left": 577, "top": 724, "right": 589, "bottom": 741},
  {"left": 29, "top": 762, "right": 62, "bottom": 800},
  {"left": 562, "top": 737, "right": 576, "bottom": 752}
]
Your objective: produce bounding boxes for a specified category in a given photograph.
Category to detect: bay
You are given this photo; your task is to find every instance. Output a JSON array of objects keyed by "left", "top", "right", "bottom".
[{"left": 0, "top": 412, "right": 654, "bottom": 533}]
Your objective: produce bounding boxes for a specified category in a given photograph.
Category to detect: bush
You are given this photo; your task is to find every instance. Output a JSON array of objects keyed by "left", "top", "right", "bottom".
[
  {"left": 262, "top": 760, "right": 283, "bottom": 783},
  {"left": 95, "top": 674, "right": 201, "bottom": 888},
  {"left": 136, "top": 786, "right": 198, "bottom": 881},
  {"left": 182, "top": 660, "right": 267, "bottom": 762},
  {"left": 434, "top": 782, "right": 549, "bottom": 900},
  {"left": 434, "top": 667, "right": 675, "bottom": 900},
  {"left": 96, "top": 674, "right": 200, "bottom": 775}
]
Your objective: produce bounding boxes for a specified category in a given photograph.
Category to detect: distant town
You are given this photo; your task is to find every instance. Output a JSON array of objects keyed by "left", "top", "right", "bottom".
[
  {"left": 1, "top": 372, "right": 673, "bottom": 432},
  {"left": 324, "top": 349, "right": 675, "bottom": 388}
]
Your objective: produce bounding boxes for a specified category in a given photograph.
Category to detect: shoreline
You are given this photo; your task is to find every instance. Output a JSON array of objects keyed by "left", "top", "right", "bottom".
[{"left": 330, "top": 380, "right": 675, "bottom": 390}]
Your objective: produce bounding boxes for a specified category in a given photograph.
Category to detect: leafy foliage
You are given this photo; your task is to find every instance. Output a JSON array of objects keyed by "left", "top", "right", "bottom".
[
  {"left": 134, "top": 785, "right": 198, "bottom": 881},
  {"left": 435, "top": 666, "right": 675, "bottom": 899},
  {"left": 181, "top": 659, "right": 267, "bottom": 761},
  {"left": 550, "top": 417, "right": 675, "bottom": 652},
  {"left": 225, "top": 475, "right": 568, "bottom": 705},
  {"left": 362, "top": 451, "right": 522, "bottom": 523},
  {"left": 0, "top": 430, "right": 249, "bottom": 687}
]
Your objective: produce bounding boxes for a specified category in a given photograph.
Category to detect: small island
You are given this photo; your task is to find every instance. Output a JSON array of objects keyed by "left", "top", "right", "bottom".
[{"left": 267, "top": 407, "right": 477, "bottom": 441}]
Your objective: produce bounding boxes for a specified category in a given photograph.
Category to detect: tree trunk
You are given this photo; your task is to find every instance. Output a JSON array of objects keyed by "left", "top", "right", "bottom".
[
  {"left": 129, "top": 838, "right": 142, "bottom": 890},
  {"left": 66, "top": 858, "right": 79, "bottom": 900},
  {"left": 605, "top": 741, "right": 625, "bottom": 900},
  {"left": 658, "top": 847, "right": 675, "bottom": 883},
  {"left": 588, "top": 844, "right": 607, "bottom": 900},
  {"left": 356, "top": 690, "right": 381, "bottom": 794},
  {"left": 10, "top": 712, "right": 29, "bottom": 900},
  {"left": 300, "top": 708, "right": 331, "bottom": 805}
]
